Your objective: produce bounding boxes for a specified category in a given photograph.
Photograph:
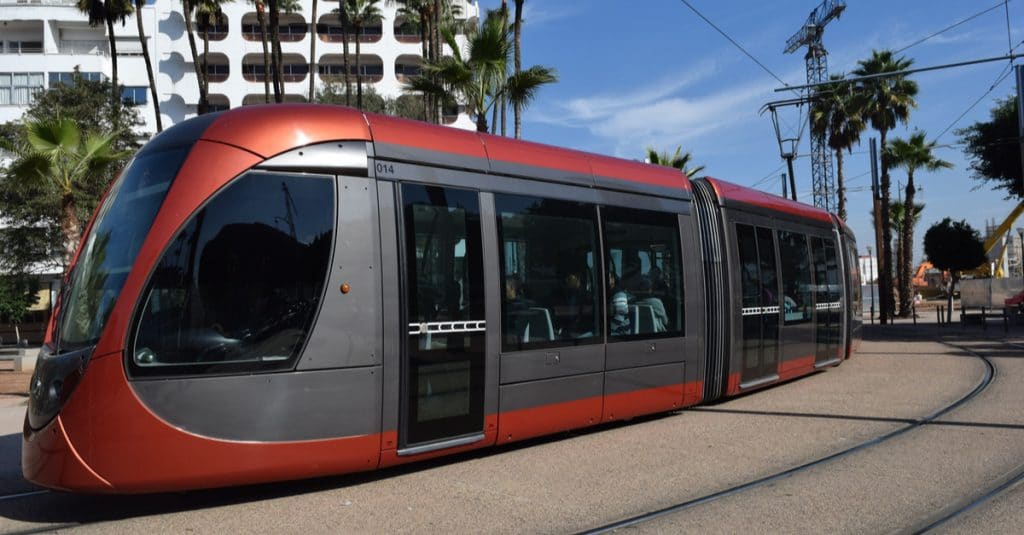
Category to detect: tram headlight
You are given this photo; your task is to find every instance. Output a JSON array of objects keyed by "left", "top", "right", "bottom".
[{"left": 26, "top": 345, "right": 90, "bottom": 431}]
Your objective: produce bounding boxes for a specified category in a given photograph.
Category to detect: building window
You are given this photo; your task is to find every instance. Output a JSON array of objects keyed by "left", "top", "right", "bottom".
[
  {"left": 121, "top": 86, "right": 148, "bottom": 106},
  {"left": 496, "top": 194, "right": 601, "bottom": 351},
  {"left": 603, "top": 206, "right": 683, "bottom": 340},
  {"left": 0, "top": 72, "right": 44, "bottom": 106},
  {"left": 49, "top": 71, "right": 103, "bottom": 88},
  {"left": 7, "top": 41, "right": 43, "bottom": 54}
]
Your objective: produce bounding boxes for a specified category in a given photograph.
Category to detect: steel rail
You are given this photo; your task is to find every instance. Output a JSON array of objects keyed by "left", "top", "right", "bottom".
[
  {"left": 911, "top": 340, "right": 1024, "bottom": 533},
  {"left": 578, "top": 338, "right": 998, "bottom": 535}
]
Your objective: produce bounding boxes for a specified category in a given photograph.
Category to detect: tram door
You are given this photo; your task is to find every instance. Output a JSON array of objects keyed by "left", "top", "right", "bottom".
[
  {"left": 399, "top": 184, "right": 487, "bottom": 448},
  {"left": 811, "top": 237, "right": 841, "bottom": 364},
  {"left": 736, "top": 224, "right": 781, "bottom": 383}
]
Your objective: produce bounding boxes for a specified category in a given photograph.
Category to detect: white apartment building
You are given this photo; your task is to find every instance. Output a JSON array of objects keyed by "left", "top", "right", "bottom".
[{"left": 0, "top": 0, "right": 479, "bottom": 134}]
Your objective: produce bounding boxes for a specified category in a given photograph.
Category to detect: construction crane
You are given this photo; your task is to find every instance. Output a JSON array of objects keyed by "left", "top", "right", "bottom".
[
  {"left": 784, "top": 0, "right": 845, "bottom": 213},
  {"left": 970, "top": 202, "right": 1024, "bottom": 278}
]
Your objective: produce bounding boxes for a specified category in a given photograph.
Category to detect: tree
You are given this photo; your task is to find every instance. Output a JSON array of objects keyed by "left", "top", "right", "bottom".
[
  {"left": 77, "top": 0, "right": 132, "bottom": 113},
  {"left": 251, "top": 0, "right": 272, "bottom": 102},
  {"left": 889, "top": 200, "right": 924, "bottom": 315},
  {"left": 886, "top": 131, "right": 952, "bottom": 317},
  {"left": 395, "top": 0, "right": 432, "bottom": 119},
  {"left": 512, "top": 0, "right": 523, "bottom": 137},
  {"left": 134, "top": 0, "right": 162, "bottom": 131},
  {"left": 408, "top": 9, "right": 556, "bottom": 133},
  {"left": 348, "top": 0, "right": 383, "bottom": 110},
  {"left": 317, "top": 79, "right": 385, "bottom": 112},
  {"left": 309, "top": 0, "right": 319, "bottom": 101},
  {"left": 0, "top": 118, "right": 127, "bottom": 268},
  {"left": 181, "top": 0, "right": 209, "bottom": 113},
  {"left": 269, "top": 0, "right": 283, "bottom": 101},
  {"left": 194, "top": 0, "right": 234, "bottom": 112},
  {"left": 645, "top": 146, "right": 705, "bottom": 177},
  {"left": 924, "top": 218, "right": 986, "bottom": 323},
  {"left": 957, "top": 95, "right": 1023, "bottom": 200},
  {"left": 0, "top": 275, "right": 40, "bottom": 345},
  {"left": 811, "top": 74, "right": 864, "bottom": 221},
  {"left": 0, "top": 75, "right": 138, "bottom": 276},
  {"left": 852, "top": 49, "right": 918, "bottom": 324}
]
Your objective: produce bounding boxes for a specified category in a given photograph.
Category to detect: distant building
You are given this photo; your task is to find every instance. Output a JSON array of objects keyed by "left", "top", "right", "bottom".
[
  {"left": 858, "top": 254, "right": 878, "bottom": 284},
  {"left": 0, "top": 0, "right": 479, "bottom": 133}
]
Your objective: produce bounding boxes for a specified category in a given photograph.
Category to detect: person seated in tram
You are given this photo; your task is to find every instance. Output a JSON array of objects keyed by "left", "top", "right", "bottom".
[
  {"left": 610, "top": 291, "right": 632, "bottom": 336},
  {"left": 633, "top": 276, "right": 668, "bottom": 333},
  {"left": 554, "top": 268, "right": 593, "bottom": 338}
]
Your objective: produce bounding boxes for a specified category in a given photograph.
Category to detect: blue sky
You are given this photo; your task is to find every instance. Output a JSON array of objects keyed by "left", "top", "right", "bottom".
[{"left": 477, "top": 0, "right": 1023, "bottom": 264}]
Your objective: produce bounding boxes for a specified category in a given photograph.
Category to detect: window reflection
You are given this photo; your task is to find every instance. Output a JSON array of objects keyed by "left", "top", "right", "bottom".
[
  {"left": 132, "top": 172, "right": 333, "bottom": 374},
  {"left": 497, "top": 194, "right": 600, "bottom": 351},
  {"left": 603, "top": 206, "right": 683, "bottom": 340}
]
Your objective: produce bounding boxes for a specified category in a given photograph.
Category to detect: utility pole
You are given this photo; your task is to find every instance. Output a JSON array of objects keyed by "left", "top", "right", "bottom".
[
  {"left": 1016, "top": 64, "right": 1023, "bottom": 195},
  {"left": 870, "top": 137, "right": 886, "bottom": 324},
  {"left": 784, "top": 0, "right": 844, "bottom": 212}
]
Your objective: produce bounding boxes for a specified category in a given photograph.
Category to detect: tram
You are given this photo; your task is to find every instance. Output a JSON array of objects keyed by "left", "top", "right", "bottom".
[{"left": 23, "top": 105, "right": 862, "bottom": 493}]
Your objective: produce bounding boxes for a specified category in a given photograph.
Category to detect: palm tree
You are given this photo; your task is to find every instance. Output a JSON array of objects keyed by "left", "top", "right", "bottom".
[
  {"left": 888, "top": 200, "right": 924, "bottom": 315},
  {"left": 250, "top": 0, "right": 272, "bottom": 102},
  {"left": 408, "top": 9, "right": 555, "bottom": 133},
  {"left": 180, "top": 0, "right": 208, "bottom": 113},
  {"left": 395, "top": 0, "right": 431, "bottom": 119},
  {"left": 133, "top": 0, "right": 162, "bottom": 131},
  {"left": 886, "top": 131, "right": 952, "bottom": 316},
  {"left": 0, "top": 119, "right": 125, "bottom": 267},
  {"left": 851, "top": 49, "right": 917, "bottom": 324},
  {"left": 194, "top": 0, "right": 233, "bottom": 112},
  {"left": 512, "top": 0, "right": 523, "bottom": 137},
  {"left": 646, "top": 146, "right": 705, "bottom": 177},
  {"left": 810, "top": 74, "right": 864, "bottom": 220},
  {"left": 77, "top": 0, "right": 131, "bottom": 111},
  {"left": 348, "top": 0, "right": 383, "bottom": 110},
  {"left": 308, "top": 0, "right": 318, "bottom": 101}
]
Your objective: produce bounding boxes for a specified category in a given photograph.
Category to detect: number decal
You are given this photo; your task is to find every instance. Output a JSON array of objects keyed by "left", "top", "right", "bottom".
[{"left": 375, "top": 162, "right": 396, "bottom": 175}]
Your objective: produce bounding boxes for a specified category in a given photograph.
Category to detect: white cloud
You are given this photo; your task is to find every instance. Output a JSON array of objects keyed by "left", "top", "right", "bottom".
[
  {"left": 520, "top": 4, "right": 582, "bottom": 27},
  {"left": 532, "top": 61, "right": 805, "bottom": 158}
]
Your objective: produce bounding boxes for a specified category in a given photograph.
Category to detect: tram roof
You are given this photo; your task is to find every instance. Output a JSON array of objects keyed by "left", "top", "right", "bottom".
[
  {"left": 197, "top": 104, "right": 691, "bottom": 196},
  {"left": 701, "top": 177, "right": 834, "bottom": 224}
]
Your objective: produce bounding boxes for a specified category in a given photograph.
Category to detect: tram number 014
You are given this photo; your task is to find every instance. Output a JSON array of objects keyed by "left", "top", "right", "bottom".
[{"left": 375, "top": 162, "right": 396, "bottom": 175}]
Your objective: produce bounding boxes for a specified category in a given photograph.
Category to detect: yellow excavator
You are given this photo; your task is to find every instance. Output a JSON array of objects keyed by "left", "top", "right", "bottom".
[{"left": 967, "top": 202, "right": 1024, "bottom": 278}]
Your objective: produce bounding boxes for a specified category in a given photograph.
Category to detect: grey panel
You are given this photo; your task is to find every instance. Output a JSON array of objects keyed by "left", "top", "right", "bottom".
[
  {"left": 499, "top": 344, "right": 605, "bottom": 384},
  {"left": 377, "top": 181, "right": 402, "bottom": 435},
  {"left": 479, "top": 192, "right": 501, "bottom": 417},
  {"left": 604, "top": 362, "right": 686, "bottom": 396},
  {"left": 593, "top": 175, "right": 691, "bottom": 201},
  {"left": 373, "top": 142, "right": 490, "bottom": 173},
  {"left": 131, "top": 366, "right": 382, "bottom": 441},
  {"left": 722, "top": 199, "right": 836, "bottom": 230},
  {"left": 297, "top": 175, "right": 382, "bottom": 370},
  {"left": 605, "top": 337, "right": 687, "bottom": 370},
  {"left": 256, "top": 141, "right": 370, "bottom": 176},
  {"left": 593, "top": 188, "right": 690, "bottom": 215},
  {"left": 679, "top": 213, "right": 706, "bottom": 387},
  {"left": 487, "top": 158, "right": 595, "bottom": 188},
  {"left": 499, "top": 372, "right": 604, "bottom": 412},
  {"left": 374, "top": 160, "right": 603, "bottom": 205}
]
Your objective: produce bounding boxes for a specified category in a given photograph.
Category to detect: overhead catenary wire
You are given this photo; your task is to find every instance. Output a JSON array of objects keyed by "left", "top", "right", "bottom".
[
  {"left": 934, "top": 67, "right": 1015, "bottom": 142},
  {"left": 678, "top": 0, "right": 798, "bottom": 95},
  {"left": 894, "top": 1, "right": 1007, "bottom": 54}
]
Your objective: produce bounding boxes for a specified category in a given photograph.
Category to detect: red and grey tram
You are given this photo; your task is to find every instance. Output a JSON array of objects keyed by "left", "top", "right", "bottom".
[{"left": 23, "top": 105, "right": 863, "bottom": 493}]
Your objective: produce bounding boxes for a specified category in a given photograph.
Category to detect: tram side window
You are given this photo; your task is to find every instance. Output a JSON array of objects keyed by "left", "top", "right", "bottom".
[
  {"left": 131, "top": 172, "right": 334, "bottom": 374},
  {"left": 496, "top": 194, "right": 601, "bottom": 351},
  {"left": 778, "top": 231, "right": 813, "bottom": 325},
  {"left": 603, "top": 206, "right": 683, "bottom": 340}
]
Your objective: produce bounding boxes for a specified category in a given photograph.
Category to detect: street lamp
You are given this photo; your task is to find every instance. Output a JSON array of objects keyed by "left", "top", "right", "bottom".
[{"left": 867, "top": 246, "right": 875, "bottom": 324}]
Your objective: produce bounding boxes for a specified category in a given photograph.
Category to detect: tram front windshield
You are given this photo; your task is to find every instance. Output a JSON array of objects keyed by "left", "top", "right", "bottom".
[{"left": 55, "top": 146, "right": 189, "bottom": 353}]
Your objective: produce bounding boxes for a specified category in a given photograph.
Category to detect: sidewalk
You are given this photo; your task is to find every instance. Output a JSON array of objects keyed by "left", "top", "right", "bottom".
[{"left": 0, "top": 361, "right": 31, "bottom": 398}]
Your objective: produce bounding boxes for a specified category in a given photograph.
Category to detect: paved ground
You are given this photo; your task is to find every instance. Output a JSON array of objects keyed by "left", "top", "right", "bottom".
[{"left": 0, "top": 321, "right": 1021, "bottom": 533}]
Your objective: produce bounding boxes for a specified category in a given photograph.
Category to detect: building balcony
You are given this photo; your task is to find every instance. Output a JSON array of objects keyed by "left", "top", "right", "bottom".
[
  {"left": 242, "top": 52, "right": 308, "bottom": 83},
  {"left": 199, "top": 52, "right": 230, "bottom": 83},
  {"left": 316, "top": 14, "right": 381, "bottom": 43},
  {"left": 394, "top": 17, "right": 420, "bottom": 43},
  {"left": 241, "top": 13, "right": 308, "bottom": 42},
  {"left": 317, "top": 54, "right": 383, "bottom": 84},
  {"left": 394, "top": 54, "right": 421, "bottom": 83}
]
